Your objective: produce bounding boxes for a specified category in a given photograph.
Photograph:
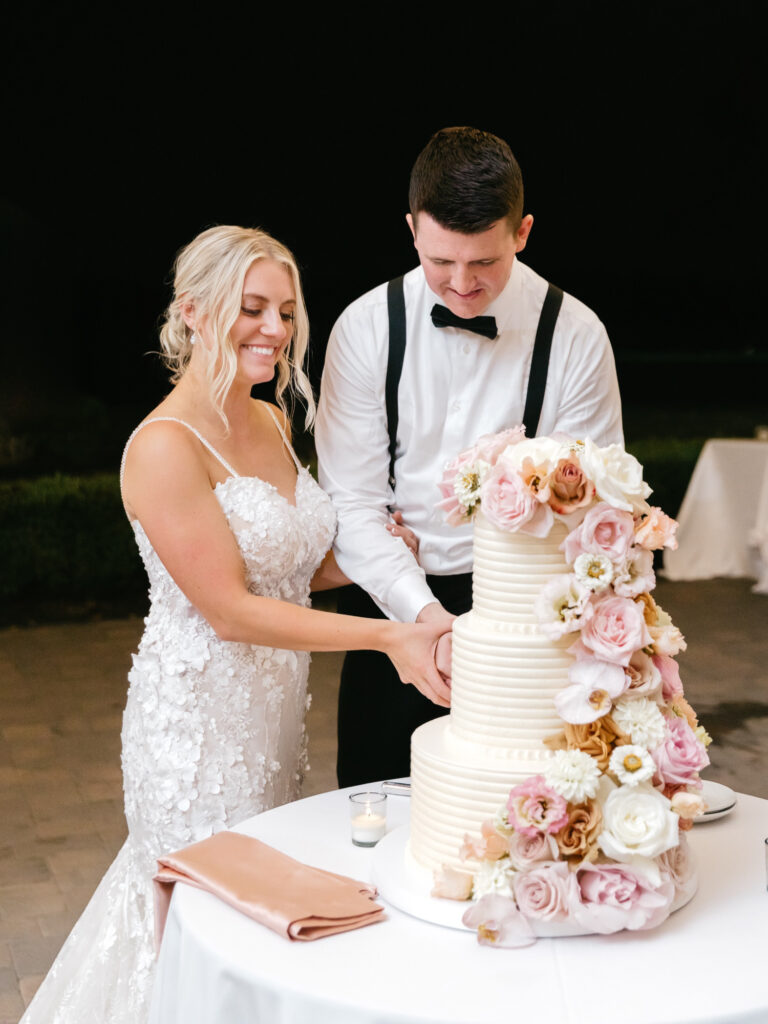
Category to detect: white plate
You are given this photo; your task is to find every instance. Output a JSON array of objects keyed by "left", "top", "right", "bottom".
[{"left": 696, "top": 779, "right": 737, "bottom": 822}]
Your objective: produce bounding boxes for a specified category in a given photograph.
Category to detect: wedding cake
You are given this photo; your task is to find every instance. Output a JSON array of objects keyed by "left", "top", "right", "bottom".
[{"left": 407, "top": 428, "right": 709, "bottom": 940}]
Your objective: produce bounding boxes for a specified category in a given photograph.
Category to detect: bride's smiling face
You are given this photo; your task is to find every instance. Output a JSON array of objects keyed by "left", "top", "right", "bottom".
[{"left": 229, "top": 259, "right": 296, "bottom": 385}]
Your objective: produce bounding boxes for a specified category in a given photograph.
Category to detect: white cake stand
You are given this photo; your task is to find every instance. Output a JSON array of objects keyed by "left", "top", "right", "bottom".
[{"left": 371, "top": 825, "right": 697, "bottom": 938}]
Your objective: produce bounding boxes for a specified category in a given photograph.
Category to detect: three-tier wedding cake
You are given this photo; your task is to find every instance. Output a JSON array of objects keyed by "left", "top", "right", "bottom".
[{"left": 407, "top": 428, "right": 708, "bottom": 941}]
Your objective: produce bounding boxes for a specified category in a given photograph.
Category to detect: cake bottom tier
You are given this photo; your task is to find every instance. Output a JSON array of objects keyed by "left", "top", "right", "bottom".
[{"left": 410, "top": 717, "right": 555, "bottom": 872}]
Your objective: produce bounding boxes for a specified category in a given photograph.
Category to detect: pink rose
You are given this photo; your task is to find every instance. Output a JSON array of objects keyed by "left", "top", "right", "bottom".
[
  {"left": 432, "top": 864, "right": 474, "bottom": 901},
  {"left": 508, "top": 830, "right": 559, "bottom": 870},
  {"left": 513, "top": 862, "right": 578, "bottom": 922},
  {"left": 460, "top": 820, "right": 509, "bottom": 862},
  {"left": 474, "top": 425, "right": 527, "bottom": 464},
  {"left": 652, "top": 717, "right": 710, "bottom": 787},
  {"left": 624, "top": 650, "right": 662, "bottom": 698},
  {"left": 653, "top": 654, "right": 684, "bottom": 699},
  {"left": 462, "top": 894, "right": 536, "bottom": 947},
  {"left": 481, "top": 461, "right": 554, "bottom": 537},
  {"left": 506, "top": 775, "right": 569, "bottom": 836},
  {"left": 579, "top": 593, "right": 652, "bottom": 666},
  {"left": 634, "top": 507, "right": 679, "bottom": 551},
  {"left": 562, "top": 502, "right": 636, "bottom": 567},
  {"left": 572, "top": 862, "right": 675, "bottom": 934},
  {"left": 548, "top": 457, "right": 595, "bottom": 515},
  {"left": 657, "top": 833, "right": 698, "bottom": 902}
]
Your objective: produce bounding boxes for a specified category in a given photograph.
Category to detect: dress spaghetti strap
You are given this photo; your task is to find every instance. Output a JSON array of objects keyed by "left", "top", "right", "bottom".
[
  {"left": 261, "top": 403, "right": 302, "bottom": 471},
  {"left": 119, "top": 417, "right": 239, "bottom": 497}
]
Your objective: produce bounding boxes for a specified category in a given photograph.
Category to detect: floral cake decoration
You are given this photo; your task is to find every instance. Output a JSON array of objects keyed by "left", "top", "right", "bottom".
[{"left": 434, "top": 428, "right": 711, "bottom": 946}]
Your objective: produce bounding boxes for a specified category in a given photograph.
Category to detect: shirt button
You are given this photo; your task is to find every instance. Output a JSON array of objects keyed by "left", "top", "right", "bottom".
[
  {"left": 463, "top": 343, "right": 471, "bottom": 354},
  {"left": 451, "top": 400, "right": 461, "bottom": 413}
]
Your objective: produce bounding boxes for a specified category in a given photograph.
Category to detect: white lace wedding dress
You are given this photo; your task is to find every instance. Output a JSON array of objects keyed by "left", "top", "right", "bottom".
[{"left": 21, "top": 411, "right": 336, "bottom": 1023}]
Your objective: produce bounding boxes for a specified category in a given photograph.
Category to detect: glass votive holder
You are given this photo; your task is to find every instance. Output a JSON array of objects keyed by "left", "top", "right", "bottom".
[
  {"left": 765, "top": 837, "right": 768, "bottom": 891},
  {"left": 349, "top": 792, "right": 387, "bottom": 847}
]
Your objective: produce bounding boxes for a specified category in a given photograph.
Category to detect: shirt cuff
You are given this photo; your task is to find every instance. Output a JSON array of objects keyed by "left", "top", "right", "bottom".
[{"left": 385, "top": 572, "right": 438, "bottom": 623}]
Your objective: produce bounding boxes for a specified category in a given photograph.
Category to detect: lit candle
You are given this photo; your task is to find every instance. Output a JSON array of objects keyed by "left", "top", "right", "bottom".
[{"left": 349, "top": 792, "right": 387, "bottom": 846}]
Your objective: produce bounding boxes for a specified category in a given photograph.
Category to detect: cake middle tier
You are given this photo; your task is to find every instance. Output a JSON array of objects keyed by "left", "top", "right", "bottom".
[{"left": 450, "top": 611, "right": 572, "bottom": 749}]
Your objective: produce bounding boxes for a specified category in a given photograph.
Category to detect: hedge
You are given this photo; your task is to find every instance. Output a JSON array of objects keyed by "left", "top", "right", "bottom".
[{"left": 0, "top": 440, "right": 704, "bottom": 618}]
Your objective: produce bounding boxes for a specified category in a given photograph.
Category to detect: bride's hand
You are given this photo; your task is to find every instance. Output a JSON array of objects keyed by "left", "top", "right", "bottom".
[{"left": 383, "top": 620, "right": 451, "bottom": 708}]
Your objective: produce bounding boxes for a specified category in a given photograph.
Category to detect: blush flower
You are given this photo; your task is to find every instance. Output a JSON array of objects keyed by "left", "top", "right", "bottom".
[
  {"left": 652, "top": 717, "right": 710, "bottom": 787},
  {"left": 573, "top": 862, "right": 674, "bottom": 934},
  {"left": 432, "top": 864, "right": 474, "bottom": 901},
  {"left": 474, "top": 425, "right": 527, "bottom": 464},
  {"left": 548, "top": 456, "right": 595, "bottom": 515},
  {"left": 507, "top": 830, "right": 559, "bottom": 869},
  {"left": 481, "top": 460, "right": 554, "bottom": 537},
  {"left": 563, "top": 502, "right": 636, "bottom": 567},
  {"left": 506, "top": 775, "right": 569, "bottom": 836},
  {"left": 653, "top": 654, "right": 684, "bottom": 700},
  {"left": 543, "top": 749, "right": 602, "bottom": 803},
  {"left": 634, "top": 507, "right": 679, "bottom": 551},
  {"left": 579, "top": 593, "right": 652, "bottom": 667},
  {"left": 462, "top": 894, "right": 535, "bottom": 948},
  {"left": 623, "top": 650, "right": 663, "bottom": 700},
  {"left": 514, "top": 862, "right": 579, "bottom": 922}
]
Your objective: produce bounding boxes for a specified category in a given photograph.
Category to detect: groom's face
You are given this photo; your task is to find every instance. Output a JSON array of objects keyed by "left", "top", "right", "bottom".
[{"left": 407, "top": 212, "right": 533, "bottom": 318}]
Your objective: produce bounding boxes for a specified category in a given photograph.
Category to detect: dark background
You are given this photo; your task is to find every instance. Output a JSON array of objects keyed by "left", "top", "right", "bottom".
[{"left": 1, "top": 2, "right": 764, "bottom": 477}]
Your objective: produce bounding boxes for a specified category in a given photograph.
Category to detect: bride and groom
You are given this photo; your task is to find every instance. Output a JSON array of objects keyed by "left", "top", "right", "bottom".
[{"left": 21, "top": 126, "right": 623, "bottom": 1022}]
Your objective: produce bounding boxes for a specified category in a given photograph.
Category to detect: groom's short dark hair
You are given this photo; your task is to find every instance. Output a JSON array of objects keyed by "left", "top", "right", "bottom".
[{"left": 408, "top": 126, "right": 524, "bottom": 234}]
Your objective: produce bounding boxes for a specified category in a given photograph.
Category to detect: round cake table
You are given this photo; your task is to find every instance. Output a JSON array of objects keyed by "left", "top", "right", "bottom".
[{"left": 148, "top": 784, "right": 768, "bottom": 1024}]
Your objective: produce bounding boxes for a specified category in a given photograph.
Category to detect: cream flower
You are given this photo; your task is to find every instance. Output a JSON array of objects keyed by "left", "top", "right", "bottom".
[
  {"left": 454, "top": 459, "right": 491, "bottom": 510},
  {"left": 578, "top": 438, "right": 652, "bottom": 513},
  {"left": 612, "top": 696, "right": 667, "bottom": 750},
  {"left": 608, "top": 744, "right": 655, "bottom": 785},
  {"left": 598, "top": 783, "right": 679, "bottom": 866},
  {"left": 543, "top": 749, "right": 602, "bottom": 803},
  {"left": 535, "top": 574, "right": 592, "bottom": 638},
  {"left": 472, "top": 857, "right": 516, "bottom": 899},
  {"left": 574, "top": 552, "right": 614, "bottom": 591},
  {"left": 670, "top": 790, "right": 706, "bottom": 819}
]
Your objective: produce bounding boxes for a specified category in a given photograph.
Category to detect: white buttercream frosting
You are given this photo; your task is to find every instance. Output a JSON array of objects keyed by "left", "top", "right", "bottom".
[{"left": 410, "top": 511, "right": 572, "bottom": 871}]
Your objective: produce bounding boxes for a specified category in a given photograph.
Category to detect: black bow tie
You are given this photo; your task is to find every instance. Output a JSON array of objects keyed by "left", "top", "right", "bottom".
[{"left": 430, "top": 304, "right": 498, "bottom": 340}]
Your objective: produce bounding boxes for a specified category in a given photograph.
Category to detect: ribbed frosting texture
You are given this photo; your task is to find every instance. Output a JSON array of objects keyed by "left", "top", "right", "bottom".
[{"left": 410, "top": 511, "right": 572, "bottom": 871}]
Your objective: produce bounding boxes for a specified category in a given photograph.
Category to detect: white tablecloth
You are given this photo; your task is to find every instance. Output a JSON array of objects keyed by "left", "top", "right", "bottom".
[
  {"left": 149, "top": 785, "right": 768, "bottom": 1024},
  {"left": 663, "top": 438, "right": 768, "bottom": 592}
]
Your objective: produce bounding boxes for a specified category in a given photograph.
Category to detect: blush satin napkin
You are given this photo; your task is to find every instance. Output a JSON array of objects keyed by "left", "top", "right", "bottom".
[{"left": 153, "top": 830, "right": 385, "bottom": 947}]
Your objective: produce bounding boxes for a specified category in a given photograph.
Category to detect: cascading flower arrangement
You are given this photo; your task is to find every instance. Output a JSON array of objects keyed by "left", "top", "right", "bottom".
[{"left": 434, "top": 429, "right": 711, "bottom": 946}]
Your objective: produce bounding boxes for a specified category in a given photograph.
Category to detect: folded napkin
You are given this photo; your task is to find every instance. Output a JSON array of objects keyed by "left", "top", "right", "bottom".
[{"left": 153, "top": 830, "right": 385, "bottom": 949}]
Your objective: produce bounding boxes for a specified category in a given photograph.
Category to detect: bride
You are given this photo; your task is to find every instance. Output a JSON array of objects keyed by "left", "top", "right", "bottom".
[{"left": 20, "top": 225, "right": 450, "bottom": 1023}]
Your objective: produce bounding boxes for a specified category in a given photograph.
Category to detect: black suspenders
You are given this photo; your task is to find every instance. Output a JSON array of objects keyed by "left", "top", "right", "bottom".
[{"left": 385, "top": 278, "right": 563, "bottom": 489}]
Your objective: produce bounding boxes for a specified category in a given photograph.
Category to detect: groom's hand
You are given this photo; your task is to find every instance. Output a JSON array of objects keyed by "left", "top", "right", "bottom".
[{"left": 416, "top": 602, "right": 455, "bottom": 686}]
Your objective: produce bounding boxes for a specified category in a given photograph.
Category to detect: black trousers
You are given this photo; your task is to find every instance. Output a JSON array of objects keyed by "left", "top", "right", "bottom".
[{"left": 335, "top": 573, "right": 473, "bottom": 788}]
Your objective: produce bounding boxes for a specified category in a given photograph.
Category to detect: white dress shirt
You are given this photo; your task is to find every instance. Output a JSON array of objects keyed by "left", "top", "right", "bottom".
[{"left": 315, "top": 258, "right": 623, "bottom": 623}]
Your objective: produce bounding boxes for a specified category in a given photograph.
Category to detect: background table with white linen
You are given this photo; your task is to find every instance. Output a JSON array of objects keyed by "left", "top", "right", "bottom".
[
  {"left": 149, "top": 784, "right": 768, "bottom": 1024},
  {"left": 663, "top": 438, "right": 768, "bottom": 592}
]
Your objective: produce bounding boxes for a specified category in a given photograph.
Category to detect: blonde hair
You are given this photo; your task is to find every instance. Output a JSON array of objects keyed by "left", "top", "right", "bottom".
[{"left": 159, "top": 225, "right": 315, "bottom": 429}]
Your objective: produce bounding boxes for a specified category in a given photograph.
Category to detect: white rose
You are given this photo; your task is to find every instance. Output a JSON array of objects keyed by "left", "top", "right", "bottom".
[
  {"left": 578, "top": 438, "right": 652, "bottom": 514},
  {"left": 598, "top": 783, "right": 679, "bottom": 863},
  {"left": 499, "top": 437, "right": 566, "bottom": 475},
  {"left": 472, "top": 857, "right": 516, "bottom": 899}
]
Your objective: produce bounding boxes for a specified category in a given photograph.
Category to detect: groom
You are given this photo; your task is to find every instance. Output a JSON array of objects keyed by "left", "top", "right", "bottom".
[{"left": 315, "top": 126, "right": 624, "bottom": 788}]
